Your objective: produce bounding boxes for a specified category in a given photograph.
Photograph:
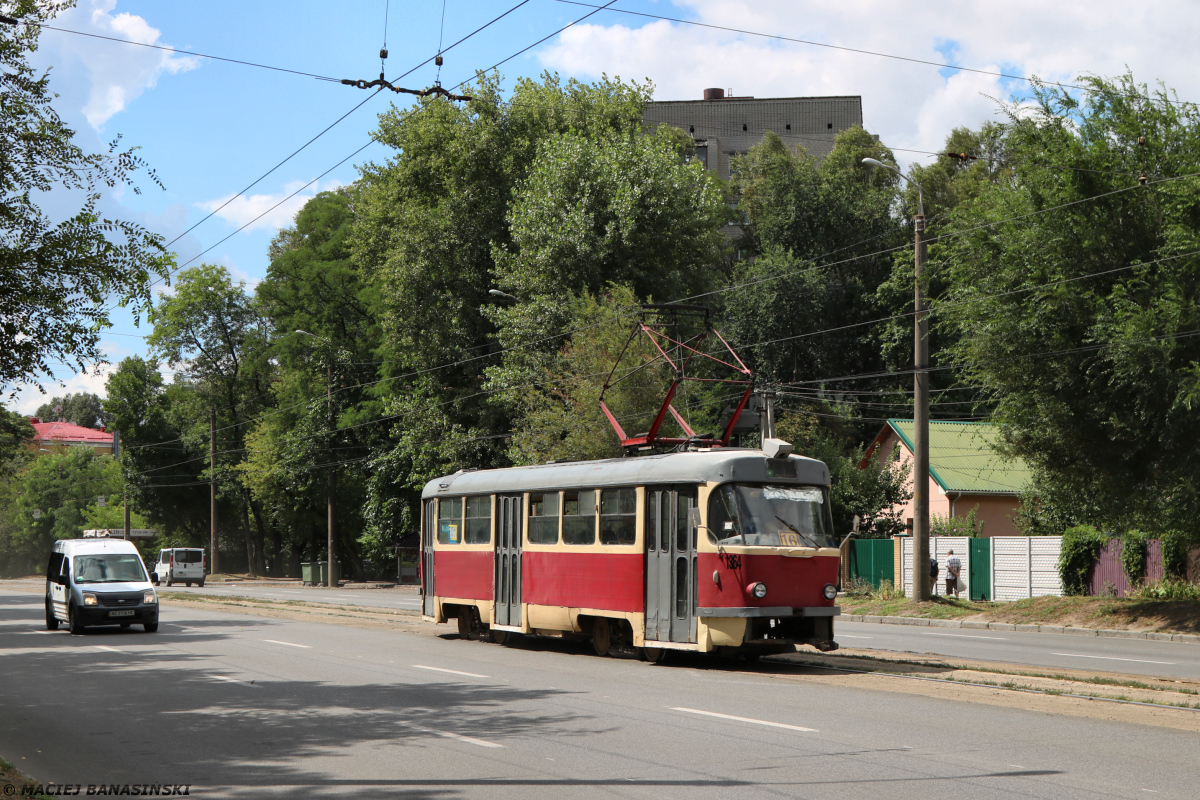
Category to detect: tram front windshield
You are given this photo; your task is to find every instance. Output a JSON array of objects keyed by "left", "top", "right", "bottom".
[{"left": 708, "top": 484, "right": 835, "bottom": 548}]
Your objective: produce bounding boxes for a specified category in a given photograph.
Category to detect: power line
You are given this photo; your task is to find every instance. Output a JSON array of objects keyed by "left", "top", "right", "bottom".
[
  {"left": 33, "top": 22, "right": 339, "bottom": 82},
  {"left": 552, "top": 1, "right": 1194, "bottom": 108}
]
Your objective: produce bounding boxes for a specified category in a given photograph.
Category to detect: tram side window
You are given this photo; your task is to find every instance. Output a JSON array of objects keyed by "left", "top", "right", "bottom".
[
  {"left": 600, "top": 488, "right": 637, "bottom": 545},
  {"left": 562, "top": 490, "right": 596, "bottom": 545},
  {"left": 464, "top": 496, "right": 492, "bottom": 544},
  {"left": 438, "top": 497, "right": 463, "bottom": 544},
  {"left": 528, "top": 492, "right": 560, "bottom": 544}
]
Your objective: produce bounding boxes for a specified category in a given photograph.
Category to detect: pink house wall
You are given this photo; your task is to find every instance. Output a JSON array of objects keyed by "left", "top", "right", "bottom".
[{"left": 865, "top": 430, "right": 1023, "bottom": 538}]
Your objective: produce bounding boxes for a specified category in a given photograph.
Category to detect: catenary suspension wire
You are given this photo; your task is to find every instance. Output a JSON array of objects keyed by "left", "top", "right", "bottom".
[{"left": 552, "top": 1, "right": 1195, "bottom": 108}]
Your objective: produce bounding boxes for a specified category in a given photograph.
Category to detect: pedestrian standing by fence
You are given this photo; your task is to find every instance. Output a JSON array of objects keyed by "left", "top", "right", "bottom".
[{"left": 946, "top": 550, "right": 962, "bottom": 598}]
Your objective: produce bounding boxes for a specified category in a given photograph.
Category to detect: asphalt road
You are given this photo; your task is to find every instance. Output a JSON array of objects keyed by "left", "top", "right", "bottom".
[
  {"left": 1, "top": 586, "right": 1197, "bottom": 799},
  {"left": 166, "top": 582, "right": 1200, "bottom": 682},
  {"left": 835, "top": 620, "right": 1200, "bottom": 681}
]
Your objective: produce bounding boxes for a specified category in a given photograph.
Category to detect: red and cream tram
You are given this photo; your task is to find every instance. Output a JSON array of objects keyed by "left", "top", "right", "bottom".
[{"left": 419, "top": 447, "right": 841, "bottom": 660}]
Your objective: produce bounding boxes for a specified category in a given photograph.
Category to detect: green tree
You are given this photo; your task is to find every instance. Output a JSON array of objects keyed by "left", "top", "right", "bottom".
[
  {"left": 0, "top": 406, "right": 34, "bottom": 473},
  {"left": 104, "top": 356, "right": 208, "bottom": 545},
  {"left": 932, "top": 73, "right": 1200, "bottom": 538},
  {"left": 146, "top": 265, "right": 274, "bottom": 575},
  {"left": 243, "top": 187, "right": 387, "bottom": 574},
  {"left": 35, "top": 392, "right": 110, "bottom": 428},
  {"left": 724, "top": 128, "right": 903, "bottom": 399},
  {"left": 1, "top": 1, "right": 169, "bottom": 389},
  {"left": 4, "top": 447, "right": 122, "bottom": 572}
]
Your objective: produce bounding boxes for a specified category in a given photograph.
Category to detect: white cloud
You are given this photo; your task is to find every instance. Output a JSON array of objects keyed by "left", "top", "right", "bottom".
[
  {"left": 34, "top": 0, "right": 199, "bottom": 129},
  {"left": 196, "top": 179, "right": 343, "bottom": 233},
  {"left": 11, "top": 363, "right": 118, "bottom": 416},
  {"left": 536, "top": 1, "right": 1200, "bottom": 168}
]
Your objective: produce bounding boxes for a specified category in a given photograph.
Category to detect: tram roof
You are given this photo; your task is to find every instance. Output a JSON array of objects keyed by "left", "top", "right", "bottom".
[{"left": 421, "top": 449, "right": 829, "bottom": 498}]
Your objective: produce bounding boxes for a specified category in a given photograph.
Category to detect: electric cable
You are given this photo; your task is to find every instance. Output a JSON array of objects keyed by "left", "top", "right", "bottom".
[{"left": 552, "top": 1, "right": 1195, "bottom": 108}]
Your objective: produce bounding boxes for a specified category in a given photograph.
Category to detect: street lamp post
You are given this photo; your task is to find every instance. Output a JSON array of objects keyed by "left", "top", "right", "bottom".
[
  {"left": 863, "top": 157, "right": 931, "bottom": 602},
  {"left": 298, "top": 330, "right": 337, "bottom": 588}
]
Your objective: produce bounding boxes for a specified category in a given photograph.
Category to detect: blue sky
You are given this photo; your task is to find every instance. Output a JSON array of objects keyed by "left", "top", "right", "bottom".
[{"left": 12, "top": 0, "right": 1200, "bottom": 412}]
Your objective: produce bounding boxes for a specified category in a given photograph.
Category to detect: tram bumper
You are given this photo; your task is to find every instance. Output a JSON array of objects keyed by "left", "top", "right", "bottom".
[{"left": 700, "top": 606, "right": 840, "bottom": 653}]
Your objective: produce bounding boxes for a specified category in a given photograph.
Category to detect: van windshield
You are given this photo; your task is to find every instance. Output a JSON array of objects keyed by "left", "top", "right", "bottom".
[
  {"left": 707, "top": 483, "right": 835, "bottom": 548},
  {"left": 74, "top": 554, "right": 147, "bottom": 584}
]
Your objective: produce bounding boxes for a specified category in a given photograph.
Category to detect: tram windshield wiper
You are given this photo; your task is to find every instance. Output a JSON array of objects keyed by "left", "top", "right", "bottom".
[{"left": 774, "top": 515, "right": 819, "bottom": 549}]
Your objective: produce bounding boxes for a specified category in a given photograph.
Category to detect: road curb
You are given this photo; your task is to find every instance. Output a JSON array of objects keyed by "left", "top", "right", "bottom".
[{"left": 839, "top": 613, "right": 1199, "bottom": 644}]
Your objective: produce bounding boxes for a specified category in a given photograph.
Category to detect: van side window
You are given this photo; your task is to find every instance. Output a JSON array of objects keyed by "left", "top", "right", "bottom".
[
  {"left": 562, "top": 490, "right": 596, "bottom": 545},
  {"left": 47, "top": 553, "right": 63, "bottom": 579},
  {"left": 160, "top": 551, "right": 170, "bottom": 564},
  {"left": 600, "top": 488, "right": 637, "bottom": 545},
  {"left": 527, "top": 493, "right": 559, "bottom": 544},
  {"left": 438, "top": 498, "right": 463, "bottom": 544}
]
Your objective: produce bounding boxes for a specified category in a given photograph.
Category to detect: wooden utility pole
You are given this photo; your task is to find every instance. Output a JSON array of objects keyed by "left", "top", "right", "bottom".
[
  {"left": 913, "top": 212, "right": 931, "bottom": 601},
  {"left": 327, "top": 362, "right": 336, "bottom": 588},
  {"left": 210, "top": 408, "right": 220, "bottom": 575}
]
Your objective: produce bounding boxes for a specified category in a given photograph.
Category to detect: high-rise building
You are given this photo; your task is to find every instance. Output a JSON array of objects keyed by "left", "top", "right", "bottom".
[{"left": 643, "top": 88, "right": 864, "bottom": 180}]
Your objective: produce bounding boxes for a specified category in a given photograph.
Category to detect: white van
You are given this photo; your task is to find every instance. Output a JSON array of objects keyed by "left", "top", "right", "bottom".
[
  {"left": 153, "top": 548, "right": 206, "bottom": 587},
  {"left": 45, "top": 538, "right": 159, "bottom": 634}
]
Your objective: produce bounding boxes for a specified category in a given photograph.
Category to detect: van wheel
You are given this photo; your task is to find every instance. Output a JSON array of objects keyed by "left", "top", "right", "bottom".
[
  {"left": 185, "top": 582, "right": 192, "bottom": 587},
  {"left": 68, "top": 604, "right": 85, "bottom": 636},
  {"left": 197, "top": 579, "right": 205, "bottom": 588},
  {"left": 166, "top": 579, "right": 173, "bottom": 587},
  {"left": 45, "top": 600, "right": 59, "bottom": 631},
  {"left": 143, "top": 622, "right": 158, "bottom": 633}
]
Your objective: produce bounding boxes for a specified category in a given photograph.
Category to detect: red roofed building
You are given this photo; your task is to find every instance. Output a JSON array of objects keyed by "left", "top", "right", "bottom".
[{"left": 29, "top": 418, "right": 114, "bottom": 456}]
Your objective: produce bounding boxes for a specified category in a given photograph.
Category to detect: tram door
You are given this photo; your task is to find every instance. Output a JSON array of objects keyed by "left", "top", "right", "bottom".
[
  {"left": 494, "top": 495, "right": 523, "bottom": 627},
  {"left": 645, "top": 486, "right": 698, "bottom": 643},
  {"left": 421, "top": 499, "right": 436, "bottom": 617}
]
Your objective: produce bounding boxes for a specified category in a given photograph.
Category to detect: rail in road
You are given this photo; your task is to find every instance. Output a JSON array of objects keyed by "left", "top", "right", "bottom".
[
  {"left": 166, "top": 581, "right": 424, "bottom": 612},
  {"left": 835, "top": 620, "right": 1200, "bottom": 682},
  {"left": 0, "top": 585, "right": 1195, "bottom": 799}
]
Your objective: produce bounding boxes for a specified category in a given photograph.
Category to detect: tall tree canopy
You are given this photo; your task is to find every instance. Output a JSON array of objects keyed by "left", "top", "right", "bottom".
[
  {"left": 931, "top": 74, "right": 1200, "bottom": 537},
  {"left": 0, "top": 1, "right": 169, "bottom": 390}
]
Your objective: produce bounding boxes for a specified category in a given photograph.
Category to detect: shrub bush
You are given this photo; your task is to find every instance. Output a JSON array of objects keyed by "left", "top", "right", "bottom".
[
  {"left": 931, "top": 505, "right": 985, "bottom": 537},
  {"left": 1119, "top": 530, "right": 1149, "bottom": 584},
  {"left": 1058, "top": 525, "right": 1107, "bottom": 596},
  {"left": 1159, "top": 531, "right": 1191, "bottom": 579},
  {"left": 1128, "top": 579, "right": 1200, "bottom": 602}
]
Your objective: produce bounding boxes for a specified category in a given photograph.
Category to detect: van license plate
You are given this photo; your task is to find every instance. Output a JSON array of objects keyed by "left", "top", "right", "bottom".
[{"left": 109, "top": 610, "right": 135, "bottom": 617}]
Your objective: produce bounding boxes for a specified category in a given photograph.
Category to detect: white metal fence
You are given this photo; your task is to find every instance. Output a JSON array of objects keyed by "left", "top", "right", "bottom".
[{"left": 900, "top": 536, "right": 1063, "bottom": 601}]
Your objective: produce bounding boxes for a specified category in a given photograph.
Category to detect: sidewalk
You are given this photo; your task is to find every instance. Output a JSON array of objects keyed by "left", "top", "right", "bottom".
[{"left": 841, "top": 613, "right": 1200, "bottom": 644}]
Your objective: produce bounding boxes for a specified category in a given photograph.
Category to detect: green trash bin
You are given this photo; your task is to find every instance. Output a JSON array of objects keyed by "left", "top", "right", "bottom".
[
  {"left": 301, "top": 562, "right": 314, "bottom": 585},
  {"left": 318, "top": 561, "right": 328, "bottom": 585}
]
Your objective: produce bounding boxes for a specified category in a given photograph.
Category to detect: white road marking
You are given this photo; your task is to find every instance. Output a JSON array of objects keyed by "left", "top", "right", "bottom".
[
  {"left": 210, "top": 674, "right": 261, "bottom": 688},
  {"left": 1052, "top": 653, "right": 1175, "bottom": 665},
  {"left": 671, "top": 707, "right": 818, "bottom": 732},
  {"left": 94, "top": 645, "right": 122, "bottom": 654},
  {"left": 923, "top": 632, "right": 1009, "bottom": 640},
  {"left": 412, "top": 664, "right": 489, "bottom": 678},
  {"left": 836, "top": 634, "right": 873, "bottom": 639},
  {"left": 396, "top": 720, "right": 501, "bottom": 748},
  {"left": 263, "top": 639, "right": 311, "bottom": 649}
]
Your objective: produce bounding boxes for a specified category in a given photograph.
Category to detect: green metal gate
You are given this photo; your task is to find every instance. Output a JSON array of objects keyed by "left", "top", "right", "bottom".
[
  {"left": 849, "top": 539, "right": 894, "bottom": 589},
  {"left": 969, "top": 538, "right": 991, "bottom": 601}
]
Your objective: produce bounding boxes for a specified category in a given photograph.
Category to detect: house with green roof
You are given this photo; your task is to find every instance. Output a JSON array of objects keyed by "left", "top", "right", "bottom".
[{"left": 860, "top": 420, "right": 1033, "bottom": 537}]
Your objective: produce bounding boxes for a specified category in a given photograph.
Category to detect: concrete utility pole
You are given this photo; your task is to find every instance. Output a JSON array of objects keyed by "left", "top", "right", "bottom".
[
  {"left": 327, "top": 361, "right": 336, "bottom": 588},
  {"left": 863, "top": 157, "right": 931, "bottom": 601},
  {"left": 912, "top": 209, "right": 931, "bottom": 602},
  {"left": 210, "top": 408, "right": 220, "bottom": 575}
]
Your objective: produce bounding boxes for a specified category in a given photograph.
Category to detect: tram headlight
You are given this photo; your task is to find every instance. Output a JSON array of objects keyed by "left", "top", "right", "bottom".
[
  {"left": 750, "top": 582, "right": 768, "bottom": 599},
  {"left": 823, "top": 583, "right": 838, "bottom": 601}
]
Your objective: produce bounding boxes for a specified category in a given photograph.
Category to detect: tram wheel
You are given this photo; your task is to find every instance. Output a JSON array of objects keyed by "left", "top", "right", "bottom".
[
  {"left": 637, "top": 646, "right": 668, "bottom": 664},
  {"left": 741, "top": 651, "right": 762, "bottom": 664},
  {"left": 591, "top": 618, "right": 612, "bottom": 656},
  {"left": 456, "top": 610, "right": 473, "bottom": 640},
  {"left": 490, "top": 629, "right": 509, "bottom": 646}
]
